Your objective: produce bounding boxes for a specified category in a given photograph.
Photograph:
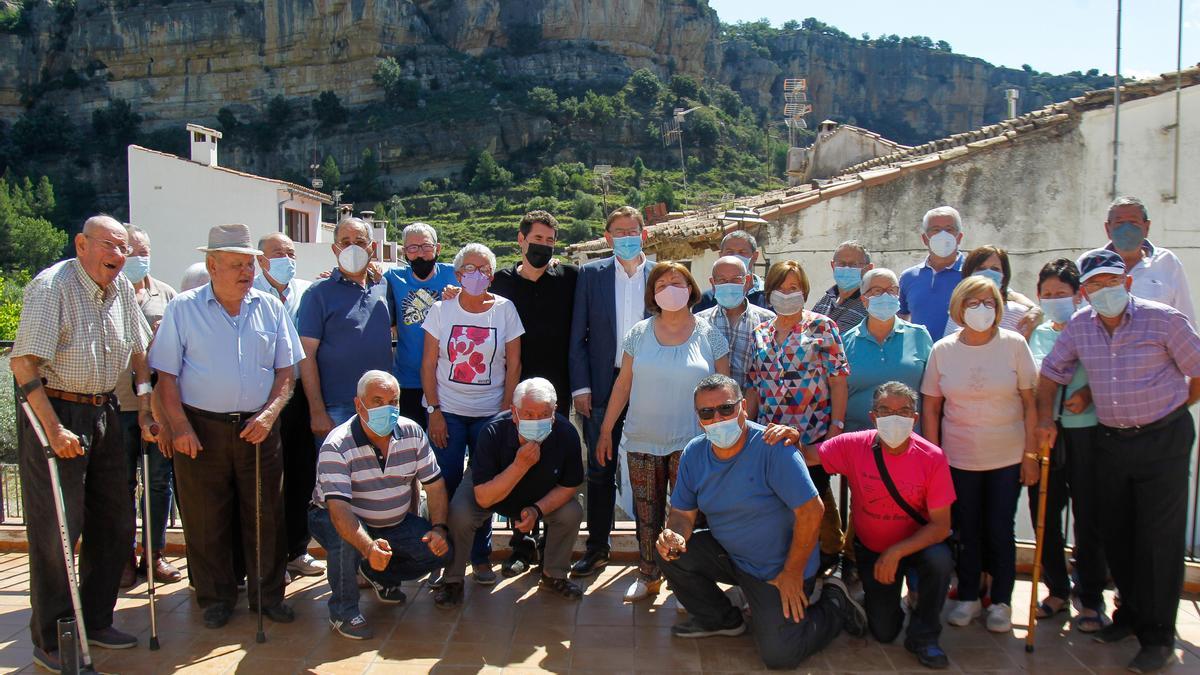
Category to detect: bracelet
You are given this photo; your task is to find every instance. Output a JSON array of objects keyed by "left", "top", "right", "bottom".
[
  {"left": 136, "top": 382, "right": 153, "bottom": 396},
  {"left": 1024, "top": 452, "right": 1039, "bottom": 460},
  {"left": 529, "top": 504, "right": 544, "bottom": 520}
]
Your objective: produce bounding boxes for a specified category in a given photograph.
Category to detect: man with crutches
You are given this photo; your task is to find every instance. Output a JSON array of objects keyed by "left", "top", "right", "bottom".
[
  {"left": 11, "top": 215, "right": 154, "bottom": 671},
  {"left": 150, "top": 224, "right": 303, "bottom": 631}
]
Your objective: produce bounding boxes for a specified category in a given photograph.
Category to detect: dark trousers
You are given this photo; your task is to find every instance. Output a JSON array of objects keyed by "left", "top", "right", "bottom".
[
  {"left": 950, "top": 463, "right": 1020, "bottom": 605},
  {"left": 582, "top": 394, "right": 627, "bottom": 553},
  {"left": 657, "top": 531, "right": 843, "bottom": 670},
  {"left": 121, "top": 410, "right": 173, "bottom": 553},
  {"left": 1025, "top": 425, "right": 1107, "bottom": 611},
  {"left": 18, "top": 396, "right": 133, "bottom": 652},
  {"left": 853, "top": 539, "right": 952, "bottom": 646},
  {"left": 280, "top": 380, "right": 316, "bottom": 561},
  {"left": 398, "top": 388, "right": 427, "bottom": 429},
  {"left": 1096, "top": 412, "right": 1194, "bottom": 647},
  {"left": 174, "top": 409, "right": 286, "bottom": 609}
]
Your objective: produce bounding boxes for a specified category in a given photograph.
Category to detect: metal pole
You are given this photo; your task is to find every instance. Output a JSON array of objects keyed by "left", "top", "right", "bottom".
[
  {"left": 677, "top": 130, "right": 687, "bottom": 188},
  {"left": 1111, "top": 0, "right": 1122, "bottom": 198},
  {"left": 255, "top": 442, "right": 266, "bottom": 644},
  {"left": 1170, "top": 0, "right": 1182, "bottom": 202},
  {"left": 142, "top": 439, "right": 160, "bottom": 650}
]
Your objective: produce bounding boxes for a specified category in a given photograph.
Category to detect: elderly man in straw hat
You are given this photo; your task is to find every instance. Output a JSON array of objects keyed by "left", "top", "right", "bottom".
[{"left": 150, "top": 224, "right": 304, "bottom": 629}]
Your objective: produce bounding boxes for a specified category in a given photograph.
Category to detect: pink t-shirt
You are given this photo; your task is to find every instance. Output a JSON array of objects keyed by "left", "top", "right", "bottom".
[{"left": 818, "top": 430, "right": 956, "bottom": 554}]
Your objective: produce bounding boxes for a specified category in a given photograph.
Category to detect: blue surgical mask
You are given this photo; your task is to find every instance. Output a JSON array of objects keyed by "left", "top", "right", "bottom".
[
  {"left": 123, "top": 256, "right": 150, "bottom": 284},
  {"left": 1087, "top": 284, "right": 1130, "bottom": 318},
  {"left": 612, "top": 235, "right": 643, "bottom": 261},
  {"left": 518, "top": 417, "right": 553, "bottom": 443},
  {"left": 1110, "top": 221, "right": 1145, "bottom": 253},
  {"left": 734, "top": 255, "right": 753, "bottom": 272},
  {"left": 267, "top": 256, "right": 296, "bottom": 285},
  {"left": 832, "top": 266, "right": 862, "bottom": 292},
  {"left": 866, "top": 293, "right": 901, "bottom": 322},
  {"left": 974, "top": 269, "right": 1004, "bottom": 289},
  {"left": 1040, "top": 297, "right": 1077, "bottom": 325},
  {"left": 364, "top": 404, "right": 400, "bottom": 437},
  {"left": 702, "top": 417, "right": 744, "bottom": 449},
  {"left": 714, "top": 283, "right": 747, "bottom": 309}
]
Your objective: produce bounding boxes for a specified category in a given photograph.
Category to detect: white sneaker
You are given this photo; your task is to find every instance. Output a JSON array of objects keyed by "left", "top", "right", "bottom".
[
  {"left": 623, "top": 577, "right": 663, "bottom": 603},
  {"left": 287, "top": 553, "right": 327, "bottom": 577},
  {"left": 947, "top": 599, "right": 982, "bottom": 627},
  {"left": 986, "top": 602, "right": 1013, "bottom": 633}
]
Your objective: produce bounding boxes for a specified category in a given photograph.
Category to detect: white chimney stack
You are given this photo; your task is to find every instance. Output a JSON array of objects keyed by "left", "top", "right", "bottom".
[
  {"left": 1005, "top": 89, "right": 1020, "bottom": 119},
  {"left": 185, "top": 123, "right": 222, "bottom": 167}
]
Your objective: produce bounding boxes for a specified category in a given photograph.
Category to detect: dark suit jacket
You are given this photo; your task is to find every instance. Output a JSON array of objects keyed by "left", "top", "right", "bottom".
[{"left": 568, "top": 256, "right": 656, "bottom": 409}]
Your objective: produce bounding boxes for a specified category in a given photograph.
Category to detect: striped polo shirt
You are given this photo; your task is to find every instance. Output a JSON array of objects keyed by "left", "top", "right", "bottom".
[{"left": 312, "top": 416, "right": 441, "bottom": 528}]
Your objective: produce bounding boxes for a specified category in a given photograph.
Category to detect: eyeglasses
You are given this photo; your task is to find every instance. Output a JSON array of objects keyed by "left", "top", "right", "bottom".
[
  {"left": 964, "top": 299, "right": 997, "bottom": 310},
  {"left": 873, "top": 406, "right": 916, "bottom": 417},
  {"left": 696, "top": 399, "right": 742, "bottom": 421},
  {"left": 404, "top": 244, "right": 437, "bottom": 255},
  {"left": 337, "top": 240, "right": 371, "bottom": 249},
  {"left": 1082, "top": 276, "right": 1125, "bottom": 293},
  {"left": 609, "top": 228, "right": 640, "bottom": 238},
  {"left": 862, "top": 286, "right": 900, "bottom": 299},
  {"left": 85, "top": 235, "right": 132, "bottom": 256},
  {"left": 459, "top": 264, "right": 493, "bottom": 275}
]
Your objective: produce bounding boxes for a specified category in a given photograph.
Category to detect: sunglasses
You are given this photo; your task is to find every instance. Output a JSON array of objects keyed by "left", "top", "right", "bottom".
[{"left": 696, "top": 399, "right": 742, "bottom": 421}]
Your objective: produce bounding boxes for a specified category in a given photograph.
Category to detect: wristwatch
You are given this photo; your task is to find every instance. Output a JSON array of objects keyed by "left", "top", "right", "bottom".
[
  {"left": 425, "top": 403, "right": 441, "bottom": 414},
  {"left": 831, "top": 420, "right": 845, "bottom": 430}
]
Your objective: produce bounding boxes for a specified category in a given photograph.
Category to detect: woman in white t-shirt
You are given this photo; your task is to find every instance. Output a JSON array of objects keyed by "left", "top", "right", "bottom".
[
  {"left": 421, "top": 243, "right": 525, "bottom": 589},
  {"left": 920, "top": 275, "right": 1038, "bottom": 635}
]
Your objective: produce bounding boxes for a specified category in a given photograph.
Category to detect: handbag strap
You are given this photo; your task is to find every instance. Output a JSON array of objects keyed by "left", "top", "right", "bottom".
[{"left": 872, "top": 440, "right": 928, "bottom": 526}]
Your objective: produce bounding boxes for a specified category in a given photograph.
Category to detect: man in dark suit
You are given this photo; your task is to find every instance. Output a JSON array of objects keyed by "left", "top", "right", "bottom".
[{"left": 568, "top": 205, "right": 655, "bottom": 576}]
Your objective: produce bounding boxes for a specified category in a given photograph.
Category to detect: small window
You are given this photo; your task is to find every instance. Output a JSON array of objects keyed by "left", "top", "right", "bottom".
[
  {"left": 284, "top": 209, "right": 310, "bottom": 243},
  {"left": 193, "top": 131, "right": 205, "bottom": 143}
]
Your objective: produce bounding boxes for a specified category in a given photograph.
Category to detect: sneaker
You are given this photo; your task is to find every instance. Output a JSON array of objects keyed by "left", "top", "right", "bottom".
[
  {"left": 87, "top": 625, "right": 138, "bottom": 649},
  {"left": 330, "top": 614, "right": 373, "bottom": 640},
  {"left": 905, "top": 638, "right": 951, "bottom": 670},
  {"left": 358, "top": 568, "right": 406, "bottom": 604},
  {"left": 287, "top": 553, "right": 327, "bottom": 577},
  {"left": 501, "top": 555, "right": 532, "bottom": 578},
  {"left": 434, "top": 581, "right": 464, "bottom": 609},
  {"left": 623, "top": 576, "right": 663, "bottom": 603},
  {"left": 670, "top": 616, "right": 747, "bottom": 639},
  {"left": 985, "top": 603, "right": 1013, "bottom": 633},
  {"left": 947, "top": 599, "right": 982, "bottom": 627},
  {"left": 821, "top": 577, "right": 868, "bottom": 638},
  {"left": 569, "top": 548, "right": 610, "bottom": 578},
  {"left": 1128, "top": 645, "right": 1176, "bottom": 673},
  {"left": 203, "top": 603, "right": 233, "bottom": 629},
  {"left": 31, "top": 647, "right": 60, "bottom": 672},
  {"left": 472, "top": 564, "right": 497, "bottom": 586}
]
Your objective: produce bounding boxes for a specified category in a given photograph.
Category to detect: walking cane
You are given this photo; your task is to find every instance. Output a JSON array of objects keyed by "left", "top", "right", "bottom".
[
  {"left": 16, "top": 394, "right": 96, "bottom": 673},
  {"left": 1025, "top": 440, "right": 1054, "bottom": 653},
  {"left": 254, "top": 441, "right": 266, "bottom": 644},
  {"left": 140, "top": 435, "right": 160, "bottom": 651}
]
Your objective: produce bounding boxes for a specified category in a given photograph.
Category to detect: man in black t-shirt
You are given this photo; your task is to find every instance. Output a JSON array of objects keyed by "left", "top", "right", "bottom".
[{"left": 436, "top": 378, "right": 585, "bottom": 608}]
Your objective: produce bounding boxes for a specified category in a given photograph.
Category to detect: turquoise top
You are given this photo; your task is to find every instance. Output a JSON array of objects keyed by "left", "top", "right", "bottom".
[
  {"left": 1030, "top": 321, "right": 1098, "bottom": 428},
  {"left": 843, "top": 318, "right": 933, "bottom": 432}
]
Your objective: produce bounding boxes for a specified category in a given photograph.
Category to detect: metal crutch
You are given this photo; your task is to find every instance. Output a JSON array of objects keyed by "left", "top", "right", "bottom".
[
  {"left": 254, "top": 441, "right": 266, "bottom": 644},
  {"left": 140, "top": 436, "right": 160, "bottom": 651},
  {"left": 1026, "top": 441, "right": 1054, "bottom": 653}
]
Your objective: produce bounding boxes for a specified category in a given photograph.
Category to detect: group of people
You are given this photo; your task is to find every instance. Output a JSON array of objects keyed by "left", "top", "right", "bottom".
[{"left": 11, "top": 194, "right": 1200, "bottom": 673}]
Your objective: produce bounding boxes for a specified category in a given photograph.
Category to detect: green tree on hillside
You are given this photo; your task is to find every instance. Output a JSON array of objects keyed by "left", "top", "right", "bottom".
[
  {"left": 374, "top": 57, "right": 420, "bottom": 107},
  {"left": 319, "top": 155, "right": 341, "bottom": 191},
  {"left": 0, "top": 175, "right": 67, "bottom": 273},
  {"left": 468, "top": 151, "right": 512, "bottom": 191}
]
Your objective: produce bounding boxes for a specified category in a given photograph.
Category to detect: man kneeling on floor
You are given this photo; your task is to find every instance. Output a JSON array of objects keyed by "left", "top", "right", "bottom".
[
  {"left": 792, "top": 381, "right": 956, "bottom": 670},
  {"left": 656, "top": 374, "right": 867, "bottom": 670},
  {"left": 308, "top": 370, "right": 452, "bottom": 639},
  {"left": 436, "top": 377, "right": 585, "bottom": 608}
]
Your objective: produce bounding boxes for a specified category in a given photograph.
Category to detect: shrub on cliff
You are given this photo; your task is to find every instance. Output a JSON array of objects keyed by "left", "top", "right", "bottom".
[{"left": 374, "top": 58, "right": 421, "bottom": 108}]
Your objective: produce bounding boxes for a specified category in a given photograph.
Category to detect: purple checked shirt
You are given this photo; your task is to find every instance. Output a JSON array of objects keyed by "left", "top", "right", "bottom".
[{"left": 1041, "top": 296, "right": 1200, "bottom": 428}]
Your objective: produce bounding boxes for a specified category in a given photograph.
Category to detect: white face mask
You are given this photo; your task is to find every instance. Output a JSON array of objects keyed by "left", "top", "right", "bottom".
[
  {"left": 963, "top": 304, "right": 996, "bottom": 332},
  {"left": 337, "top": 244, "right": 370, "bottom": 274},
  {"left": 875, "top": 415, "right": 915, "bottom": 448},
  {"left": 770, "top": 290, "right": 806, "bottom": 316},
  {"left": 927, "top": 230, "right": 958, "bottom": 258}
]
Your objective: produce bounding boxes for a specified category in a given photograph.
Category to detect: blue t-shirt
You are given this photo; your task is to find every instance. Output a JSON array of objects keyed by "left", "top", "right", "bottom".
[
  {"left": 384, "top": 263, "right": 458, "bottom": 388},
  {"left": 671, "top": 422, "right": 820, "bottom": 581},
  {"left": 297, "top": 270, "right": 393, "bottom": 407},
  {"left": 898, "top": 253, "right": 964, "bottom": 341}
]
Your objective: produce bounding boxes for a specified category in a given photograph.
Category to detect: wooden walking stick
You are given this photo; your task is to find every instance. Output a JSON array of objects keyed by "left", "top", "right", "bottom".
[{"left": 1026, "top": 440, "right": 1054, "bottom": 653}]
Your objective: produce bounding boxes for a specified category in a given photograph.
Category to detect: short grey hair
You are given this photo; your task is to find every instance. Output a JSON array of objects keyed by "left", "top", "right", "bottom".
[
  {"left": 720, "top": 230, "right": 758, "bottom": 254},
  {"left": 693, "top": 373, "right": 742, "bottom": 401},
  {"left": 860, "top": 268, "right": 899, "bottom": 294},
  {"left": 872, "top": 381, "right": 918, "bottom": 409},
  {"left": 711, "top": 255, "right": 747, "bottom": 275},
  {"left": 453, "top": 243, "right": 497, "bottom": 272},
  {"left": 834, "top": 240, "right": 871, "bottom": 264},
  {"left": 335, "top": 216, "right": 372, "bottom": 241},
  {"left": 179, "top": 262, "right": 210, "bottom": 292},
  {"left": 921, "top": 206, "right": 962, "bottom": 233},
  {"left": 124, "top": 223, "right": 148, "bottom": 240},
  {"left": 1108, "top": 195, "right": 1149, "bottom": 221},
  {"left": 403, "top": 222, "right": 439, "bottom": 244},
  {"left": 513, "top": 377, "right": 557, "bottom": 408},
  {"left": 357, "top": 369, "right": 399, "bottom": 399}
]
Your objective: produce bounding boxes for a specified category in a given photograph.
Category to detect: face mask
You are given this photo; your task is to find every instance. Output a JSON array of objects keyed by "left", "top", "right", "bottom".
[
  {"left": 734, "top": 255, "right": 753, "bottom": 273},
  {"left": 337, "top": 244, "right": 370, "bottom": 274},
  {"left": 770, "top": 290, "right": 806, "bottom": 316},
  {"left": 866, "top": 293, "right": 901, "bottom": 322},
  {"left": 963, "top": 304, "right": 996, "bottom": 332},
  {"left": 461, "top": 270, "right": 490, "bottom": 296},
  {"left": 974, "top": 269, "right": 1004, "bottom": 289},
  {"left": 612, "top": 235, "right": 643, "bottom": 261},
  {"left": 518, "top": 416, "right": 553, "bottom": 443},
  {"left": 409, "top": 256, "right": 436, "bottom": 279},
  {"left": 833, "top": 266, "right": 862, "bottom": 292},
  {"left": 1087, "top": 283, "right": 1130, "bottom": 318},
  {"left": 655, "top": 285, "right": 691, "bottom": 312},
  {"left": 714, "top": 282, "right": 747, "bottom": 309},
  {"left": 927, "top": 230, "right": 958, "bottom": 258},
  {"left": 266, "top": 256, "right": 295, "bottom": 285},
  {"left": 875, "top": 415, "right": 915, "bottom": 448},
  {"left": 1110, "top": 221, "right": 1145, "bottom": 252},
  {"left": 525, "top": 242, "right": 553, "bottom": 269},
  {"left": 1040, "top": 296, "right": 1077, "bottom": 325},
  {"left": 123, "top": 256, "right": 150, "bottom": 284},
  {"left": 702, "top": 417, "right": 744, "bottom": 449},
  {"left": 364, "top": 404, "right": 400, "bottom": 437}
]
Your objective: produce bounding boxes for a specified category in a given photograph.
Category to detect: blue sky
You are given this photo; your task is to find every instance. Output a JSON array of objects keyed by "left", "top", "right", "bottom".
[{"left": 708, "top": 0, "right": 1198, "bottom": 79}]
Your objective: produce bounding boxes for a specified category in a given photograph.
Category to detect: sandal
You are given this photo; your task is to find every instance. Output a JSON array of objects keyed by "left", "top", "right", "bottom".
[
  {"left": 1036, "top": 598, "right": 1070, "bottom": 619},
  {"left": 539, "top": 575, "right": 583, "bottom": 600},
  {"left": 1074, "top": 612, "right": 1108, "bottom": 633}
]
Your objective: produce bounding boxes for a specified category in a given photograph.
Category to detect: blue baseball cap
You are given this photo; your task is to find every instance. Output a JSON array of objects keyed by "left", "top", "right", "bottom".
[{"left": 1077, "top": 249, "right": 1127, "bottom": 283}]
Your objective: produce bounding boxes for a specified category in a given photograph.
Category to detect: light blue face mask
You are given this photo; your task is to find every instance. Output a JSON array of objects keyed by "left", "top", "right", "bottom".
[
  {"left": 123, "top": 256, "right": 150, "bottom": 284},
  {"left": 1087, "top": 284, "right": 1130, "bottom": 318},
  {"left": 702, "top": 417, "right": 744, "bottom": 449},
  {"left": 364, "top": 404, "right": 400, "bottom": 437},
  {"left": 832, "top": 266, "right": 862, "bottom": 292},
  {"left": 1110, "top": 221, "right": 1145, "bottom": 253},
  {"left": 1040, "top": 296, "right": 1077, "bottom": 325},
  {"left": 267, "top": 256, "right": 296, "bottom": 285},
  {"left": 612, "top": 235, "right": 643, "bottom": 261},
  {"left": 974, "top": 269, "right": 1004, "bottom": 289},
  {"left": 734, "top": 255, "right": 753, "bottom": 272},
  {"left": 713, "top": 283, "right": 747, "bottom": 309},
  {"left": 518, "top": 416, "right": 553, "bottom": 443},
  {"left": 866, "top": 293, "right": 901, "bottom": 322}
]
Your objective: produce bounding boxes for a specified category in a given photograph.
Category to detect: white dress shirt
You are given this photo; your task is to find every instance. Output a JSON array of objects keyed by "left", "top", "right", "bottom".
[
  {"left": 614, "top": 256, "right": 647, "bottom": 367},
  {"left": 1126, "top": 243, "right": 1195, "bottom": 325}
]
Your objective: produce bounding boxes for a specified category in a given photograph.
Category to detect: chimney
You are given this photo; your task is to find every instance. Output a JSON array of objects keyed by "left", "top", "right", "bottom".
[
  {"left": 1005, "top": 89, "right": 1020, "bottom": 119},
  {"left": 185, "top": 123, "right": 223, "bottom": 167}
]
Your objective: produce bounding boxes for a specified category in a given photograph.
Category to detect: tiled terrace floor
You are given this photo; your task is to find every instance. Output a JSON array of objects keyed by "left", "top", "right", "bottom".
[{"left": 0, "top": 552, "right": 1199, "bottom": 673}]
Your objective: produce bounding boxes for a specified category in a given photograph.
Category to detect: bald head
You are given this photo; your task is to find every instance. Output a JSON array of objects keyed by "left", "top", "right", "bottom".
[
  {"left": 712, "top": 255, "right": 747, "bottom": 278},
  {"left": 76, "top": 215, "right": 129, "bottom": 288},
  {"left": 258, "top": 232, "right": 294, "bottom": 250},
  {"left": 82, "top": 215, "right": 125, "bottom": 239}
]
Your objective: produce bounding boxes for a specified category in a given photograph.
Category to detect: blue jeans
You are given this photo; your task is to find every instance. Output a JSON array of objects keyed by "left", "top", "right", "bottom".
[
  {"left": 434, "top": 412, "right": 493, "bottom": 565},
  {"left": 308, "top": 506, "right": 450, "bottom": 621},
  {"left": 122, "top": 411, "right": 173, "bottom": 552},
  {"left": 951, "top": 463, "right": 1021, "bottom": 605}
]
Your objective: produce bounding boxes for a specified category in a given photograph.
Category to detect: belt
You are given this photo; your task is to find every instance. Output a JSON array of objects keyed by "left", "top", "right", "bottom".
[
  {"left": 1100, "top": 405, "right": 1191, "bottom": 438},
  {"left": 184, "top": 404, "right": 260, "bottom": 425},
  {"left": 44, "top": 387, "right": 114, "bottom": 407}
]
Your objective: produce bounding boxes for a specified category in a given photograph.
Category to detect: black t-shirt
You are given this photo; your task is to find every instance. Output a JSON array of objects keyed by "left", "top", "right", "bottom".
[
  {"left": 490, "top": 263, "right": 577, "bottom": 411},
  {"left": 470, "top": 411, "right": 584, "bottom": 517}
]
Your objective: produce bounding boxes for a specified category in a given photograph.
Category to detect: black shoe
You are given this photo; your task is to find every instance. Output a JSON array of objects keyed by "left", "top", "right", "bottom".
[
  {"left": 87, "top": 625, "right": 138, "bottom": 649},
  {"left": 905, "top": 638, "right": 951, "bottom": 670},
  {"left": 822, "top": 577, "right": 868, "bottom": 638},
  {"left": 203, "top": 603, "right": 233, "bottom": 629},
  {"left": 1128, "top": 645, "right": 1175, "bottom": 673},
  {"left": 358, "top": 568, "right": 407, "bottom": 604},
  {"left": 670, "top": 616, "right": 747, "bottom": 639},
  {"left": 249, "top": 602, "right": 296, "bottom": 623},
  {"left": 1094, "top": 622, "right": 1136, "bottom": 644},
  {"left": 434, "top": 581, "right": 464, "bottom": 609},
  {"left": 570, "top": 549, "right": 610, "bottom": 578}
]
